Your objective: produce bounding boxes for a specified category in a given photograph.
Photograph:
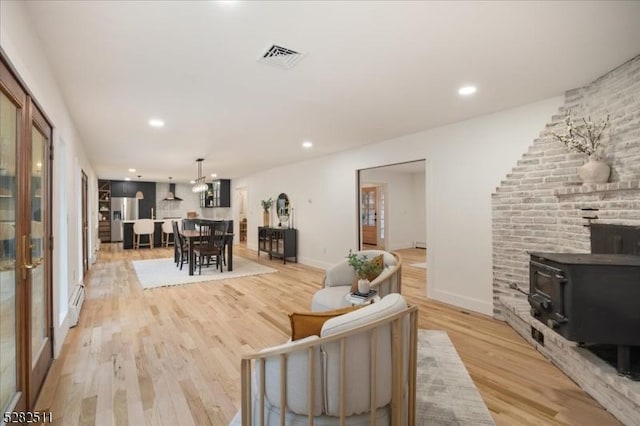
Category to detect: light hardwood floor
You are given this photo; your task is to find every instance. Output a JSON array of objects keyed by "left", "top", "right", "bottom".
[{"left": 34, "top": 245, "right": 619, "bottom": 425}]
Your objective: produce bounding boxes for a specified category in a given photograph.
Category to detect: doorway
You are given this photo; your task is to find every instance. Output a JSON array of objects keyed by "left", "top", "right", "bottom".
[
  {"left": 81, "top": 170, "right": 88, "bottom": 276},
  {"left": 358, "top": 160, "right": 426, "bottom": 252},
  {"left": 1, "top": 53, "right": 54, "bottom": 412},
  {"left": 236, "top": 187, "right": 248, "bottom": 246}
]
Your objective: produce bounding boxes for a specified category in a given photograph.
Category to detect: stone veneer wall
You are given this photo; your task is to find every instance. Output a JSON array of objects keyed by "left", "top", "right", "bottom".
[{"left": 492, "top": 55, "right": 640, "bottom": 317}]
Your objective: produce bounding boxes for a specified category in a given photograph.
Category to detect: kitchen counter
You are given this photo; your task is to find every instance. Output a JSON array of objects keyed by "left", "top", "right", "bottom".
[
  {"left": 122, "top": 218, "right": 234, "bottom": 249},
  {"left": 122, "top": 219, "right": 180, "bottom": 249}
]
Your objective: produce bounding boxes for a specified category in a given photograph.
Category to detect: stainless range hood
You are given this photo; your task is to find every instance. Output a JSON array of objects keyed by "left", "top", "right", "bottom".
[{"left": 163, "top": 183, "right": 183, "bottom": 201}]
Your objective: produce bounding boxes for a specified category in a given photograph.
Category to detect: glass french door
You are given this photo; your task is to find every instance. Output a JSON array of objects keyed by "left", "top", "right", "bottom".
[
  {"left": 0, "top": 73, "right": 21, "bottom": 414},
  {"left": 29, "top": 115, "right": 52, "bottom": 405},
  {"left": 361, "top": 187, "right": 378, "bottom": 246},
  {"left": 1, "top": 53, "right": 53, "bottom": 412}
]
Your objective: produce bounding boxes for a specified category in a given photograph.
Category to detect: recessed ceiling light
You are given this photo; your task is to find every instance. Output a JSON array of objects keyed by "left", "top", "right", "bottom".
[
  {"left": 128, "top": 168, "right": 136, "bottom": 172},
  {"left": 148, "top": 118, "right": 165, "bottom": 128},
  {"left": 302, "top": 141, "right": 313, "bottom": 149},
  {"left": 190, "top": 180, "right": 195, "bottom": 184},
  {"left": 210, "top": 173, "right": 217, "bottom": 178},
  {"left": 458, "top": 85, "right": 477, "bottom": 96},
  {"left": 125, "top": 177, "right": 131, "bottom": 181}
]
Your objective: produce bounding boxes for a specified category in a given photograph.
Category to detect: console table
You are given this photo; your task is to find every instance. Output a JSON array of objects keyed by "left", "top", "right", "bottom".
[{"left": 258, "top": 227, "right": 297, "bottom": 264}]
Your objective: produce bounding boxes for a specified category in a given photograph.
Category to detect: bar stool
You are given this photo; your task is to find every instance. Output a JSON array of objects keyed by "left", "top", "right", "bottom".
[
  {"left": 161, "top": 220, "right": 174, "bottom": 247},
  {"left": 133, "top": 219, "right": 155, "bottom": 249}
]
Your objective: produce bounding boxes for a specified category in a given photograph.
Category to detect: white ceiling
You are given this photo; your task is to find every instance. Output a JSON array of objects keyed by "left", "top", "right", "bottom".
[{"left": 24, "top": 1, "right": 640, "bottom": 183}]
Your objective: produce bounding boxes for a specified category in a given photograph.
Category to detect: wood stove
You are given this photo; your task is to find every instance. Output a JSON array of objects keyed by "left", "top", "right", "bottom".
[{"left": 528, "top": 224, "right": 640, "bottom": 377}]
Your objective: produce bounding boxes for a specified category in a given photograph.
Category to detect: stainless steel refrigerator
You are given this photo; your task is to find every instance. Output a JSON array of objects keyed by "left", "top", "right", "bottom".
[{"left": 111, "top": 197, "right": 139, "bottom": 242}]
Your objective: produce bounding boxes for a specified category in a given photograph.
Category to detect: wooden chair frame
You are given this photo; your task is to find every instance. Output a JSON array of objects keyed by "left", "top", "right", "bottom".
[{"left": 240, "top": 305, "right": 418, "bottom": 426}]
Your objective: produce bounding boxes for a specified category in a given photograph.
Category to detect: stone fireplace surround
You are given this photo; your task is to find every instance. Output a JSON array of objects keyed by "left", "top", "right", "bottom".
[{"left": 492, "top": 55, "right": 640, "bottom": 425}]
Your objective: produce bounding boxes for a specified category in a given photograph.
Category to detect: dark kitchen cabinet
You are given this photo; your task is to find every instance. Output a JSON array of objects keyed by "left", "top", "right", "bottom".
[
  {"left": 201, "top": 179, "right": 230, "bottom": 208},
  {"left": 110, "top": 180, "right": 156, "bottom": 218}
]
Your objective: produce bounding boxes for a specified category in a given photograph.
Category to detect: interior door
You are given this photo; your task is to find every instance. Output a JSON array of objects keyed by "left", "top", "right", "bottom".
[
  {"left": 1, "top": 54, "right": 53, "bottom": 411},
  {"left": 0, "top": 71, "right": 26, "bottom": 414},
  {"left": 28, "top": 113, "right": 53, "bottom": 405},
  {"left": 361, "top": 187, "right": 378, "bottom": 246}
]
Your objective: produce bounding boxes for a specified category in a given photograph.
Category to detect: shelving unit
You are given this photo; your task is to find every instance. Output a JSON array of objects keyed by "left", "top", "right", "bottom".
[
  {"left": 257, "top": 226, "right": 297, "bottom": 264},
  {"left": 201, "top": 179, "right": 231, "bottom": 208},
  {"left": 98, "top": 180, "right": 111, "bottom": 242}
]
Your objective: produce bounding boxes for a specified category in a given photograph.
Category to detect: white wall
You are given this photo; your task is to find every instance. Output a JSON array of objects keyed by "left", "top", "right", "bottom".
[
  {"left": 1, "top": 1, "right": 96, "bottom": 356},
  {"left": 235, "top": 97, "right": 562, "bottom": 315}
]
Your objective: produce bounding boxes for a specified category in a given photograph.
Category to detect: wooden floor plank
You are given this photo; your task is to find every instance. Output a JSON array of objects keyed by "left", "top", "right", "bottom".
[{"left": 34, "top": 244, "right": 619, "bottom": 425}]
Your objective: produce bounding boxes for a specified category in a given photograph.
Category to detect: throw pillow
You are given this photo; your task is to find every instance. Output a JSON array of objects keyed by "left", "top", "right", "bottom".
[
  {"left": 350, "top": 254, "right": 385, "bottom": 292},
  {"left": 289, "top": 306, "right": 360, "bottom": 340}
]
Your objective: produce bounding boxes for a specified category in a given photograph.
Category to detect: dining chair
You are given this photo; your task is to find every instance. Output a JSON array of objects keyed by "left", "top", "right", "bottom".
[
  {"left": 172, "top": 220, "right": 188, "bottom": 270},
  {"left": 193, "top": 221, "right": 226, "bottom": 274}
]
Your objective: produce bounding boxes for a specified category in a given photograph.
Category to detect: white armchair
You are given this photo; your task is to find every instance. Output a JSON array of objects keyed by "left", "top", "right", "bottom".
[
  {"left": 231, "top": 293, "right": 418, "bottom": 426},
  {"left": 311, "top": 250, "right": 402, "bottom": 312}
]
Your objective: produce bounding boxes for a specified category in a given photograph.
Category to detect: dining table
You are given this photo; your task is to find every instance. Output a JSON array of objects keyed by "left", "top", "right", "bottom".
[{"left": 177, "top": 229, "right": 235, "bottom": 276}]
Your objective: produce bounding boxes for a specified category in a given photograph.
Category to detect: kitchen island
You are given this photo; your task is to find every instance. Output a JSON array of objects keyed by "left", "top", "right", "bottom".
[
  {"left": 122, "top": 219, "right": 174, "bottom": 249},
  {"left": 122, "top": 218, "right": 233, "bottom": 249}
]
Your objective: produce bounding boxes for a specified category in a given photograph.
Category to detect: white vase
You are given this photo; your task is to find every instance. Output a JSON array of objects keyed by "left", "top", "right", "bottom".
[
  {"left": 578, "top": 157, "right": 610, "bottom": 184},
  {"left": 357, "top": 279, "right": 370, "bottom": 294}
]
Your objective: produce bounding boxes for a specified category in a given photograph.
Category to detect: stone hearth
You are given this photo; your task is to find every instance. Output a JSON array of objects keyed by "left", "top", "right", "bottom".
[
  {"left": 500, "top": 298, "right": 640, "bottom": 426},
  {"left": 491, "top": 55, "right": 640, "bottom": 424}
]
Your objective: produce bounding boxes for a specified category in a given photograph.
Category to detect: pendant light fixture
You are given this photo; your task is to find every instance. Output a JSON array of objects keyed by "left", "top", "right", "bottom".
[
  {"left": 135, "top": 175, "right": 144, "bottom": 199},
  {"left": 192, "top": 158, "right": 208, "bottom": 193}
]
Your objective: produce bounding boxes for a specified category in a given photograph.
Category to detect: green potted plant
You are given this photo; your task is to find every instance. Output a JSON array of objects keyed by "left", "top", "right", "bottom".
[
  {"left": 261, "top": 197, "right": 273, "bottom": 226},
  {"left": 346, "top": 250, "right": 383, "bottom": 294}
]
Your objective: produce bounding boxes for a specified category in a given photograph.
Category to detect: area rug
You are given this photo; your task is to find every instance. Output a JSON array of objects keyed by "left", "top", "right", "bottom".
[
  {"left": 417, "top": 330, "right": 495, "bottom": 425},
  {"left": 132, "top": 256, "right": 278, "bottom": 289},
  {"left": 410, "top": 262, "right": 427, "bottom": 269}
]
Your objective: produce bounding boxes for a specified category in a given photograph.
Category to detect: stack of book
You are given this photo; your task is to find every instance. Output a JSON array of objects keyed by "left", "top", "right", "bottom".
[{"left": 350, "top": 289, "right": 377, "bottom": 303}]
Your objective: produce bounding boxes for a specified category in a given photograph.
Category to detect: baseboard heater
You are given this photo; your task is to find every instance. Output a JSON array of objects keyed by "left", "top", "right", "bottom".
[
  {"left": 68, "top": 284, "right": 85, "bottom": 327},
  {"left": 414, "top": 241, "right": 427, "bottom": 249}
]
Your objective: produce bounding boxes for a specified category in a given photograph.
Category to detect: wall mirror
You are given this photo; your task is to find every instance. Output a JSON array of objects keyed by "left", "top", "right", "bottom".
[{"left": 277, "top": 193, "right": 290, "bottom": 226}]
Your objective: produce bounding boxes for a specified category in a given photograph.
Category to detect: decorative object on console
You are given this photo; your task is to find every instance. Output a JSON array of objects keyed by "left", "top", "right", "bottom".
[
  {"left": 192, "top": 158, "right": 208, "bottom": 193},
  {"left": 276, "top": 192, "right": 290, "bottom": 227},
  {"left": 551, "top": 110, "right": 611, "bottom": 183},
  {"left": 261, "top": 197, "right": 273, "bottom": 226}
]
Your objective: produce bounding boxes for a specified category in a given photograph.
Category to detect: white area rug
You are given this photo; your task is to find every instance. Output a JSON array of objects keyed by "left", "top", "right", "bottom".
[
  {"left": 417, "top": 330, "right": 495, "bottom": 424},
  {"left": 132, "top": 256, "right": 278, "bottom": 289},
  {"left": 410, "top": 262, "right": 426, "bottom": 269}
]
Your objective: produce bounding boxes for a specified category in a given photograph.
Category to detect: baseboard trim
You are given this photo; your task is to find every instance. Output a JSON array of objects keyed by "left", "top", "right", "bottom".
[{"left": 429, "top": 288, "right": 493, "bottom": 316}]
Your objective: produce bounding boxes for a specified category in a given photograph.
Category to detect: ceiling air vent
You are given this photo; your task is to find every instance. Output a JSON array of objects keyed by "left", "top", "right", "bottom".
[{"left": 258, "top": 44, "right": 304, "bottom": 69}]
